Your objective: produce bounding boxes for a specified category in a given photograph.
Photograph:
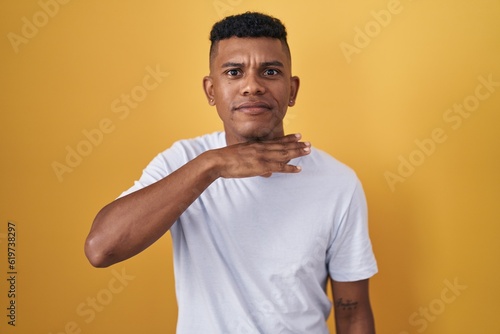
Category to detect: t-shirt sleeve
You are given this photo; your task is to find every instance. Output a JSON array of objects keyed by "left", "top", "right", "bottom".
[
  {"left": 117, "top": 142, "right": 187, "bottom": 199},
  {"left": 326, "top": 179, "right": 378, "bottom": 282}
]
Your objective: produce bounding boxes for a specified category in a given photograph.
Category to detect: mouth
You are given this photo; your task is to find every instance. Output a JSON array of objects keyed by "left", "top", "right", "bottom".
[{"left": 234, "top": 101, "right": 272, "bottom": 115}]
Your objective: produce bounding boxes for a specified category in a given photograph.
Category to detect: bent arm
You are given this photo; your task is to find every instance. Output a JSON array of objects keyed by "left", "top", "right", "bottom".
[
  {"left": 332, "top": 279, "right": 375, "bottom": 334},
  {"left": 84, "top": 151, "right": 219, "bottom": 268},
  {"left": 84, "top": 134, "right": 311, "bottom": 268}
]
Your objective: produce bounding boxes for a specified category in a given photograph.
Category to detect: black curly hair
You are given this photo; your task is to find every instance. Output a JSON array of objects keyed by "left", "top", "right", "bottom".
[{"left": 209, "top": 12, "right": 291, "bottom": 64}]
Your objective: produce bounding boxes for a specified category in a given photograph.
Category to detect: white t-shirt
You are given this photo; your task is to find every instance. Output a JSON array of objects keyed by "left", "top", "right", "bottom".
[{"left": 120, "top": 132, "right": 377, "bottom": 334}]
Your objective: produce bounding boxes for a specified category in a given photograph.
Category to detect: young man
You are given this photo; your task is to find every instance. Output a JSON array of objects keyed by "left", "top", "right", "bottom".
[{"left": 85, "top": 12, "right": 378, "bottom": 333}]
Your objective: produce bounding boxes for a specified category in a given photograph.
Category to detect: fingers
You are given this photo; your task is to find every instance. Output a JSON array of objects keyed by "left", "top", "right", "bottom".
[
  {"left": 267, "top": 161, "right": 303, "bottom": 174},
  {"left": 214, "top": 134, "right": 312, "bottom": 178},
  {"left": 246, "top": 134, "right": 311, "bottom": 174},
  {"left": 263, "top": 133, "right": 303, "bottom": 144},
  {"left": 257, "top": 135, "right": 311, "bottom": 160}
]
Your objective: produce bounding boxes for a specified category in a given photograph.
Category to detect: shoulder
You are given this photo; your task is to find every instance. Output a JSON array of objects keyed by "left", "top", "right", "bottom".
[
  {"left": 294, "top": 146, "right": 364, "bottom": 202},
  {"left": 156, "top": 131, "right": 225, "bottom": 162},
  {"left": 170, "top": 131, "right": 225, "bottom": 155},
  {"left": 142, "top": 131, "right": 225, "bottom": 175},
  {"left": 117, "top": 132, "right": 225, "bottom": 197},
  {"left": 304, "top": 147, "right": 359, "bottom": 183}
]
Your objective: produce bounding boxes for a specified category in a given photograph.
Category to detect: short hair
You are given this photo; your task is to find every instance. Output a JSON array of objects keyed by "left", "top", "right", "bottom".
[{"left": 209, "top": 12, "right": 291, "bottom": 64}]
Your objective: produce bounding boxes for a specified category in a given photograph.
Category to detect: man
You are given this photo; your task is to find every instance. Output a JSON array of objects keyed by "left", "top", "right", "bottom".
[{"left": 85, "top": 12, "right": 377, "bottom": 333}]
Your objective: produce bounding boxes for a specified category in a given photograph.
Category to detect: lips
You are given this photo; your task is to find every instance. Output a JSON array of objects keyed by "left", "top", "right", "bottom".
[{"left": 234, "top": 101, "right": 272, "bottom": 115}]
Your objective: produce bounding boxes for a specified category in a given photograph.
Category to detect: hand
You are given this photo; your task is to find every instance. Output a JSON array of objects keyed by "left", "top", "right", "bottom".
[{"left": 211, "top": 133, "right": 311, "bottom": 178}]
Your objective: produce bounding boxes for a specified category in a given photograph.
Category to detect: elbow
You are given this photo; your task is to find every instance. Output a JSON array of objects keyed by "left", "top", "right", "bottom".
[
  {"left": 85, "top": 206, "right": 119, "bottom": 268},
  {"left": 84, "top": 233, "right": 114, "bottom": 268}
]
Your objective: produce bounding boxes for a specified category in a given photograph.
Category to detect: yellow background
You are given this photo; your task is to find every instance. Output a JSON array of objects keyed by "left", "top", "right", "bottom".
[{"left": 1, "top": 0, "right": 499, "bottom": 333}]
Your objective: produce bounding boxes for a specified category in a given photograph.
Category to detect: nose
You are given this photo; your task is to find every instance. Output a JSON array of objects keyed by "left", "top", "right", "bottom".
[{"left": 241, "top": 72, "right": 265, "bottom": 96}]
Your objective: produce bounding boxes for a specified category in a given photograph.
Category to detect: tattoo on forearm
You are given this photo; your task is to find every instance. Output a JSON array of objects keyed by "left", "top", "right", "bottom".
[{"left": 335, "top": 298, "right": 358, "bottom": 311}]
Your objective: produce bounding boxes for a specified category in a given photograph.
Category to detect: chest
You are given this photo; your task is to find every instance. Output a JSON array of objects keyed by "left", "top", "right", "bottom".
[{"left": 183, "top": 176, "right": 344, "bottom": 269}]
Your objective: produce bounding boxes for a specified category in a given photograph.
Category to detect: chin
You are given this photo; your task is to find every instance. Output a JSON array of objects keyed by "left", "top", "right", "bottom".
[{"left": 238, "top": 125, "right": 281, "bottom": 141}]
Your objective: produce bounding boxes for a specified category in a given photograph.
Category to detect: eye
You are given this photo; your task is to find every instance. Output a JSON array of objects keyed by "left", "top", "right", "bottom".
[
  {"left": 263, "top": 69, "right": 280, "bottom": 76},
  {"left": 226, "top": 69, "right": 241, "bottom": 77}
]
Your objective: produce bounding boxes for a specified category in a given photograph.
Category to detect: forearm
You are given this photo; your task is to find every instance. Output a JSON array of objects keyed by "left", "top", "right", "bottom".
[
  {"left": 333, "top": 279, "right": 375, "bottom": 334},
  {"left": 84, "top": 134, "right": 310, "bottom": 267},
  {"left": 335, "top": 311, "right": 375, "bottom": 334},
  {"left": 84, "top": 151, "right": 219, "bottom": 267}
]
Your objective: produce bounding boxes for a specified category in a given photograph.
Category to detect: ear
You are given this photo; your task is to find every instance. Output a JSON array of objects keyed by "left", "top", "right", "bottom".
[
  {"left": 203, "top": 76, "right": 216, "bottom": 106},
  {"left": 288, "top": 76, "right": 300, "bottom": 106}
]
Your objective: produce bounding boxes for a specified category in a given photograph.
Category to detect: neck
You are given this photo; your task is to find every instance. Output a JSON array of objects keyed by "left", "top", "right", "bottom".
[{"left": 225, "top": 127, "right": 285, "bottom": 145}]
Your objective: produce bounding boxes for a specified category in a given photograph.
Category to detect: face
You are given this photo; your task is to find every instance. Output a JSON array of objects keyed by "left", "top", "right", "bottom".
[{"left": 203, "top": 37, "right": 299, "bottom": 145}]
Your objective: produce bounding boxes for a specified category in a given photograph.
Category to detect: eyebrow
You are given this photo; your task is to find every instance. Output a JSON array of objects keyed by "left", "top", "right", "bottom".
[{"left": 221, "top": 61, "right": 285, "bottom": 68}]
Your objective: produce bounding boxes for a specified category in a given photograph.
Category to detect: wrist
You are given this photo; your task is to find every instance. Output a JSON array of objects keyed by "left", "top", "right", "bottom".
[{"left": 197, "top": 150, "right": 224, "bottom": 181}]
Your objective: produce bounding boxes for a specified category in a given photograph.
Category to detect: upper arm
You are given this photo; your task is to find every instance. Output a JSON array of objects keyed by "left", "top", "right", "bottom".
[{"left": 331, "top": 279, "right": 375, "bottom": 333}]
